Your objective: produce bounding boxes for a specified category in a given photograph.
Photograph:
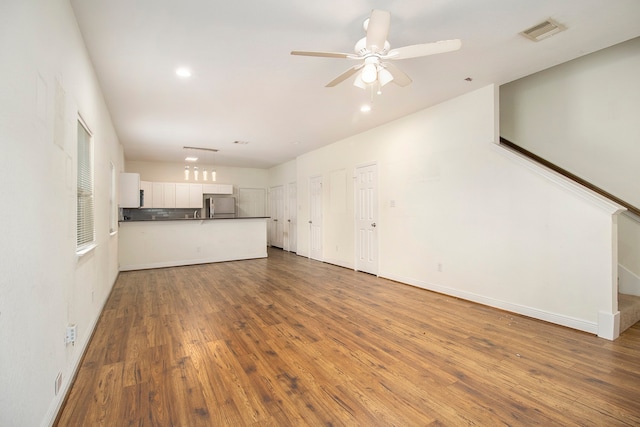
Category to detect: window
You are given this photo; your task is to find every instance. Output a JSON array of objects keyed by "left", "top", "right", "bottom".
[{"left": 77, "top": 117, "right": 95, "bottom": 252}]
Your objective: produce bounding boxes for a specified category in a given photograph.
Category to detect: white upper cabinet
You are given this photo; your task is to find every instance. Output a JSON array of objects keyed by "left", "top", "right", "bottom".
[
  {"left": 175, "top": 183, "right": 190, "bottom": 208},
  {"left": 152, "top": 182, "right": 164, "bottom": 208},
  {"left": 202, "top": 183, "right": 233, "bottom": 195},
  {"left": 129, "top": 180, "right": 216, "bottom": 209},
  {"left": 119, "top": 173, "right": 140, "bottom": 208},
  {"left": 163, "top": 183, "right": 176, "bottom": 208},
  {"left": 189, "top": 184, "right": 203, "bottom": 208}
]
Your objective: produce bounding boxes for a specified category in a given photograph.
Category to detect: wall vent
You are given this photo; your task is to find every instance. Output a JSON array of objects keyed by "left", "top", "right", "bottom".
[{"left": 520, "top": 18, "right": 566, "bottom": 42}]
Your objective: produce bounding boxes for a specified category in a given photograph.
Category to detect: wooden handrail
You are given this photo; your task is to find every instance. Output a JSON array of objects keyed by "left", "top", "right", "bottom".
[{"left": 499, "top": 137, "right": 640, "bottom": 217}]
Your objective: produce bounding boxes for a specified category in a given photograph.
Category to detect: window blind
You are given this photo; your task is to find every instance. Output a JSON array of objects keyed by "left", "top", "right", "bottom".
[{"left": 77, "top": 119, "right": 94, "bottom": 249}]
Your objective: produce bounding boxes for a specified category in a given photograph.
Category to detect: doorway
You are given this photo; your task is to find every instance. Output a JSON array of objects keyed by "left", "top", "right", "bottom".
[
  {"left": 309, "top": 175, "right": 323, "bottom": 261},
  {"left": 285, "top": 182, "right": 297, "bottom": 253},
  {"left": 269, "top": 185, "right": 284, "bottom": 248},
  {"left": 355, "top": 164, "right": 378, "bottom": 275}
]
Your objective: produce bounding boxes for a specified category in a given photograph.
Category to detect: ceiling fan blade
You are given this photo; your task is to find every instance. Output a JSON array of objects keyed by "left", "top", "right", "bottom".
[
  {"left": 385, "top": 39, "right": 462, "bottom": 60},
  {"left": 366, "top": 9, "right": 391, "bottom": 53},
  {"left": 291, "top": 50, "right": 354, "bottom": 59},
  {"left": 382, "top": 63, "right": 412, "bottom": 87},
  {"left": 325, "top": 64, "right": 364, "bottom": 87}
]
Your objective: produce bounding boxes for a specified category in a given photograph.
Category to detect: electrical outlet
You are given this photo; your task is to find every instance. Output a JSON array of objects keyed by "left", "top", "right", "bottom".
[
  {"left": 66, "top": 324, "right": 77, "bottom": 345},
  {"left": 437, "top": 262, "right": 443, "bottom": 272}
]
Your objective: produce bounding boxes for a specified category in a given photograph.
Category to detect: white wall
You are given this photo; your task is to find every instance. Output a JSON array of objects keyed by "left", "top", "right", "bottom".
[
  {"left": 0, "top": 1, "right": 123, "bottom": 426},
  {"left": 294, "top": 85, "right": 621, "bottom": 338},
  {"left": 268, "top": 159, "right": 297, "bottom": 188},
  {"left": 500, "top": 36, "right": 640, "bottom": 286},
  {"left": 500, "top": 37, "right": 640, "bottom": 208}
]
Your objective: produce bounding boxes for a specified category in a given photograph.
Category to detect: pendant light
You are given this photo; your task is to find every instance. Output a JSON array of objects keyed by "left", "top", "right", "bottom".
[
  {"left": 183, "top": 146, "right": 218, "bottom": 182},
  {"left": 211, "top": 151, "right": 217, "bottom": 182}
]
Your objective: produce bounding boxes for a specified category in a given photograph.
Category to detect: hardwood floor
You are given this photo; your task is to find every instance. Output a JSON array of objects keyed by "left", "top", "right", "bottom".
[{"left": 56, "top": 248, "right": 640, "bottom": 426}]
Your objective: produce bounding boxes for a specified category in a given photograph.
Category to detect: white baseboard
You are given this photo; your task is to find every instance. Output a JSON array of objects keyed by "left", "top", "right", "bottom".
[
  {"left": 380, "top": 272, "right": 599, "bottom": 335},
  {"left": 619, "top": 264, "right": 640, "bottom": 296},
  {"left": 597, "top": 310, "right": 620, "bottom": 340},
  {"left": 322, "top": 257, "right": 353, "bottom": 270}
]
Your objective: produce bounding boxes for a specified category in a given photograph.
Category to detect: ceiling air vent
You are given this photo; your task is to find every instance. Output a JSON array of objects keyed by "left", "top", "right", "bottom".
[{"left": 520, "top": 18, "right": 566, "bottom": 42}]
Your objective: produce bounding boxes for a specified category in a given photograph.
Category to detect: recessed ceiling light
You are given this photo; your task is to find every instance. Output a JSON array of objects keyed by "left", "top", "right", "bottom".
[
  {"left": 176, "top": 67, "right": 192, "bottom": 78},
  {"left": 360, "top": 104, "right": 372, "bottom": 113},
  {"left": 185, "top": 156, "right": 198, "bottom": 162}
]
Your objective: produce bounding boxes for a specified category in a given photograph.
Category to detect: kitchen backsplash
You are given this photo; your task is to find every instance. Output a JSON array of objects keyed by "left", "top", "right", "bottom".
[{"left": 122, "top": 208, "right": 201, "bottom": 221}]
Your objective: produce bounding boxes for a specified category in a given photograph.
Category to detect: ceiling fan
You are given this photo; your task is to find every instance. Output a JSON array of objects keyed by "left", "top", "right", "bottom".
[{"left": 291, "top": 9, "right": 461, "bottom": 90}]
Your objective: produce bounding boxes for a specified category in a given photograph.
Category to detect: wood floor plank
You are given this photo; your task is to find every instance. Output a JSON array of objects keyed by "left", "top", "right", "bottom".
[{"left": 56, "top": 248, "right": 640, "bottom": 426}]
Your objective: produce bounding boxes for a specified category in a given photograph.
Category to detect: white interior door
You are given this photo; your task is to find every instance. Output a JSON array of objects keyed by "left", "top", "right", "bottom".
[
  {"left": 356, "top": 164, "right": 378, "bottom": 275},
  {"left": 269, "top": 185, "right": 284, "bottom": 248},
  {"left": 286, "top": 182, "right": 297, "bottom": 253},
  {"left": 309, "top": 176, "right": 323, "bottom": 261}
]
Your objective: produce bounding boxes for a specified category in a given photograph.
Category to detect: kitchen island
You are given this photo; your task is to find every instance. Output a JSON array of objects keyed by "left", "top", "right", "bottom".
[{"left": 118, "top": 217, "right": 269, "bottom": 271}]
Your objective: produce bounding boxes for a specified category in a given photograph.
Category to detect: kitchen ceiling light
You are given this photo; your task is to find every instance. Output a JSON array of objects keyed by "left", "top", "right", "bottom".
[
  {"left": 360, "top": 104, "right": 372, "bottom": 113},
  {"left": 183, "top": 146, "right": 219, "bottom": 182}
]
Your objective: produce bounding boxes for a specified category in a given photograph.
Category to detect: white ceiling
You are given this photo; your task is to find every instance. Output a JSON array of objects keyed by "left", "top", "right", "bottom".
[{"left": 70, "top": 0, "right": 640, "bottom": 169}]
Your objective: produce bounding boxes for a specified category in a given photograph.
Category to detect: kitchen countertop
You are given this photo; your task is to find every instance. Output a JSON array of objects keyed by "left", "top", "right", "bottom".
[{"left": 119, "top": 216, "right": 270, "bottom": 223}]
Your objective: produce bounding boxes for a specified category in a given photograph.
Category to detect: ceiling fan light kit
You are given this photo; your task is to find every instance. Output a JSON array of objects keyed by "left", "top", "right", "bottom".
[
  {"left": 361, "top": 60, "right": 378, "bottom": 84},
  {"left": 291, "top": 9, "right": 461, "bottom": 91}
]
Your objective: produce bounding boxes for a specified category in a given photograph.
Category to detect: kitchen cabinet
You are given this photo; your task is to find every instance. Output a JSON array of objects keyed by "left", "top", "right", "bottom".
[
  {"left": 163, "top": 183, "right": 176, "bottom": 208},
  {"left": 131, "top": 180, "right": 207, "bottom": 209},
  {"left": 140, "top": 181, "right": 152, "bottom": 208},
  {"left": 119, "top": 173, "right": 141, "bottom": 208},
  {"left": 152, "top": 182, "right": 164, "bottom": 208},
  {"left": 175, "top": 184, "right": 190, "bottom": 208},
  {"left": 202, "top": 183, "right": 233, "bottom": 195},
  {"left": 189, "top": 184, "right": 203, "bottom": 208}
]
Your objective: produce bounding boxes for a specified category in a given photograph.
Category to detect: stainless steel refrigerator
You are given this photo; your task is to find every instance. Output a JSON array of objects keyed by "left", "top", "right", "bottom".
[{"left": 205, "top": 197, "right": 236, "bottom": 218}]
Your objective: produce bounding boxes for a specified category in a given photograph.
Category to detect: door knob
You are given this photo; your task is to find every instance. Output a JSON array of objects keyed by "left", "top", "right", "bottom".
[
  {"left": 371, "top": 222, "right": 376, "bottom": 227},
  {"left": 308, "top": 220, "right": 312, "bottom": 224}
]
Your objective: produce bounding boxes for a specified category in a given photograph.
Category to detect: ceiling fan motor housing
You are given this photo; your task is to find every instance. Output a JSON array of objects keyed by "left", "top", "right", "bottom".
[{"left": 355, "top": 37, "right": 390, "bottom": 56}]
